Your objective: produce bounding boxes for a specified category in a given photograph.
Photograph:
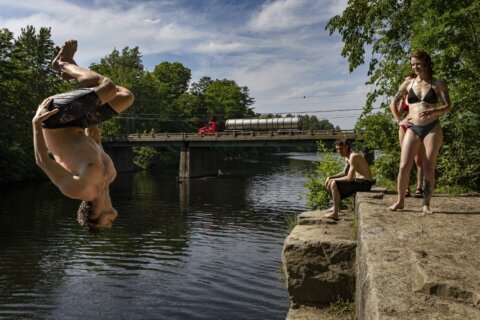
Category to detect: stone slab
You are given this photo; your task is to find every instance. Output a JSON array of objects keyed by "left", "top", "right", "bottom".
[
  {"left": 355, "top": 192, "right": 480, "bottom": 320},
  {"left": 283, "top": 210, "right": 356, "bottom": 306}
]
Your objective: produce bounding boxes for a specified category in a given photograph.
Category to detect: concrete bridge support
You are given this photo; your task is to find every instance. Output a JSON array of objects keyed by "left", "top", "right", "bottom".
[
  {"left": 179, "top": 145, "right": 217, "bottom": 180},
  {"left": 104, "top": 146, "right": 135, "bottom": 172}
]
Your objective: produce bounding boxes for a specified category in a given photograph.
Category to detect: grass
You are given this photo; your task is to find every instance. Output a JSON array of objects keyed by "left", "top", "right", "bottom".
[
  {"left": 329, "top": 296, "right": 355, "bottom": 320},
  {"left": 283, "top": 213, "right": 298, "bottom": 234}
]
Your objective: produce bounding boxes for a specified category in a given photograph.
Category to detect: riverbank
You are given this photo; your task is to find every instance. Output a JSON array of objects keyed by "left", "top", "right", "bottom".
[{"left": 282, "top": 189, "right": 480, "bottom": 319}]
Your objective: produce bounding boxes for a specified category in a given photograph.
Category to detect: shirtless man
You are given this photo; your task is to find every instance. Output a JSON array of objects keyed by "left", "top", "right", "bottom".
[
  {"left": 323, "top": 140, "right": 374, "bottom": 220},
  {"left": 32, "top": 40, "right": 134, "bottom": 233}
]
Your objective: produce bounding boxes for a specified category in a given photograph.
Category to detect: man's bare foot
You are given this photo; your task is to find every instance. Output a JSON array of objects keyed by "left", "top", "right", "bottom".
[
  {"left": 323, "top": 211, "right": 339, "bottom": 221},
  {"left": 388, "top": 201, "right": 404, "bottom": 211},
  {"left": 422, "top": 205, "right": 434, "bottom": 215},
  {"left": 60, "top": 39, "right": 77, "bottom": 64},
  {"left": 52, "top": 40, "right": 77, "bottom": 79},
  {"left": 51, "top": 46, "right": 63, "bottom": 70}
]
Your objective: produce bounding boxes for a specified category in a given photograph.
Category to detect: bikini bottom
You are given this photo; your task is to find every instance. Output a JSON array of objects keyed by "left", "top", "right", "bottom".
[{"left": 408, "top": 120, "right": 439, "bottom": 140}]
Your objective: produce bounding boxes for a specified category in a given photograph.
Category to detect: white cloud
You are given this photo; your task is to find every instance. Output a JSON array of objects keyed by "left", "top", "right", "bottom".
[{"left": 248, "top": 0, "right": 348, "bottom": 32}]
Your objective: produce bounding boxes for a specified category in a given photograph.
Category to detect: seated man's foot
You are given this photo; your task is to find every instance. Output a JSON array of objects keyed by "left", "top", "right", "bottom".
[
  {"left": 322, "top": 211, "right": 339, "bottom": 221},
  {"left": 422, "top": 205, "right": 434, "bottom": 215},
  {"left": 388, "top": 201, "right": 404, "bottom": 211}
]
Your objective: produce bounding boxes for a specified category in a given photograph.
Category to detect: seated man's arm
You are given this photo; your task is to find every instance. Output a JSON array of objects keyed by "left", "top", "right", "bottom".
[
  {"left": 325, "top": 163, "right": 349, "bottom": 187},
  {"left": 333, "top": 156, "right": 358, "bottom": 182},
  {"left": 33, "top": 99, "right": 91, "bottom": 199}
]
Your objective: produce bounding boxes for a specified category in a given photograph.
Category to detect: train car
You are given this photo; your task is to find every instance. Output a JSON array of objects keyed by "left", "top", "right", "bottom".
[{"left": 225, "top": 117, "right": 303, "bottom": 131}]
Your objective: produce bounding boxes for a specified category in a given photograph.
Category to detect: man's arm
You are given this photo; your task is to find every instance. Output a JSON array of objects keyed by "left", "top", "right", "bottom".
[
  {"left": 86, "top": 125, "right": 102, "bottom": 145},
  {"left": 33, "top": 98, "right": 91, "bottom": 199},
  {"left": 332, "top": 159, "right": 356, "bottom": 182},
  {"left": 325, "top": 163, "right": 349, "bottom": 187}
]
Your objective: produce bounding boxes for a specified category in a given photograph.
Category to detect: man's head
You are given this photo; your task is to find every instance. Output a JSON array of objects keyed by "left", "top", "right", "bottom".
[
  {"left": 334, "top": 139, "right": 350, "bottom": 157},
  {"left": 77, "top": 201, "right": 118, "bottom": 234}
]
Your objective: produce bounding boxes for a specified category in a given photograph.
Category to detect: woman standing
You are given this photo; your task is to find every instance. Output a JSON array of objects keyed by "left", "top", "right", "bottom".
[
  {"left": 388, "top": 51, "right": 451, "bottom": 215},
  {"left": 397, "top": 98, "right": 425, "bottom": 198}
]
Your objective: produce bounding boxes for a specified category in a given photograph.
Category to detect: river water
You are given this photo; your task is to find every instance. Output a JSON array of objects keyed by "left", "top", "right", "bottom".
[{"left": 0, "top": 152, "right": 317, "bottom": 320}]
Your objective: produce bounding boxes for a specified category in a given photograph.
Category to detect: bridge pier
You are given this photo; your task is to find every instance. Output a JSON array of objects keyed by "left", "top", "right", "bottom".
[
  {"left": 104, "top": 146, "right": 135, "bottom": 172},
  {"left": 179, "top": 144, "right": 218, "bottom": 180}
]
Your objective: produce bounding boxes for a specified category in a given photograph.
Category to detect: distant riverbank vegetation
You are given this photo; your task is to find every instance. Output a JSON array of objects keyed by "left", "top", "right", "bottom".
[{"left": 0, "top": 26, "right": 335, "bottom": 182}]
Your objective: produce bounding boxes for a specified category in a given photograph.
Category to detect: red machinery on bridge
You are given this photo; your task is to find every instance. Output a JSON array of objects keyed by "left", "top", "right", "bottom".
[{"left": 196, "top": 116, "right": 222, "bottom": 135}]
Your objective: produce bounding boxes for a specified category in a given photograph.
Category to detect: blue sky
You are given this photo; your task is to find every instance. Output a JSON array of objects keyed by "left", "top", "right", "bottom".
[{"left": 0, "top": 0, "right": 374, "bottom": 129}]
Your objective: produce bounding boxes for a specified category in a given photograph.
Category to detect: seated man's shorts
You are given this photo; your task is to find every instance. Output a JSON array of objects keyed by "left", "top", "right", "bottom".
[
  {"left": 335, "top": 179, "right": 374, "bottom": 199},
  {"left": 42, "top": 88, "right": 118, "bottom": 129}
]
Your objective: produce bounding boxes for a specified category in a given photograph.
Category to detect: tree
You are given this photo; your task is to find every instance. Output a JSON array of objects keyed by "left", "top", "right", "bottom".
[
  {"left": 0, "top": 26, "right": 67, "bottom": 182},
  {"left": 301, "top": 115, "right": 336, "bottom": 130},
  {"left": 327, "top": 0, "right": 480, "bottom": 190},
  {"left": 204, "top": 79, "right": 255, "bottom": 120}
]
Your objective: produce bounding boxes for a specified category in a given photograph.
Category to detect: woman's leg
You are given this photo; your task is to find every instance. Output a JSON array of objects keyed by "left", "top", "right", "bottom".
[
  {"left": 389, "top": 130, "right": 421, "bottom": 211},
  {"left": 414, "top": 142, "right": 425, "bottom": 194},
  {"left": 421, "top": 125, "right": 443, "bottom": 215}
]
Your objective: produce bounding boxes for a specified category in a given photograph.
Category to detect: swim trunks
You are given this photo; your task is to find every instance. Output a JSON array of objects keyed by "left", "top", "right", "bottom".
[
  {"left": 335, "top": 179, "right": 374, "bottom": 200},
  {"left": 42, "top": 88, "right": 118, "bottom": 129},
  {"left": 408, "top": 119, "right": 440, "bottom": 140}
]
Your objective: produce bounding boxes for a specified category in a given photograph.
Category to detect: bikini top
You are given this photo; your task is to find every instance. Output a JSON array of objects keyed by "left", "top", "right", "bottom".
[{"left": 407, "top": 79, "right": 438, "bottom": 104}]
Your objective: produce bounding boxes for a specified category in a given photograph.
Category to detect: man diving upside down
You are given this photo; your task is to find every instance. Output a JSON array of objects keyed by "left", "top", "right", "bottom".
[{"left": 32, "top": 40, "right": 134, "bottom": 233}]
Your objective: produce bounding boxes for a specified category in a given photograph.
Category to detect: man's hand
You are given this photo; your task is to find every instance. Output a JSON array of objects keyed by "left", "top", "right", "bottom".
[
  {"left": 32, "top": 98, "right": 59, "bottom": 124},
  {"left": 325, "top": 176, "right": 332, "bottom": 188}
]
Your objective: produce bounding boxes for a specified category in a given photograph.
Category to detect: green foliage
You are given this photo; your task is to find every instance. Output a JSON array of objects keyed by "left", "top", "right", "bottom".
[
  {"left": 0, "top": 26, "right": 68, "bottom": 183},
  {"left": 133, "top": 146, "right": 158, "bottom": 170},
  {"left": 327, "top": 0, "right": 480, "bottom": 191},
  {"left": 355, "top": 112, "right": 400, "bottom": 181},
  {"left": 204, "top": 79, "right": 255, "bottom": 120},
  {"left": 302, "top": 115, "right": 336, "bottom": 130},
  {"left": 329, "top": 296, "right": 355, "bottom": 320},
  {"left": 304, "top": 141, "right": 343, "bottom": 210}
]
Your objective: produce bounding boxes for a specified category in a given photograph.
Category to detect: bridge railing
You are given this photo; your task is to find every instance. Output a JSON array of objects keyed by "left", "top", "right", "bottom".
[{"left": 104, "top": 129, "right": 355, "bottom": 142}]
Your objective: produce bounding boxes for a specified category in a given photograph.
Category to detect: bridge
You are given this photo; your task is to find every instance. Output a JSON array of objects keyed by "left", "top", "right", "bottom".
[{"left": 103, "top": 129, "right": 356, "bottom": 179}]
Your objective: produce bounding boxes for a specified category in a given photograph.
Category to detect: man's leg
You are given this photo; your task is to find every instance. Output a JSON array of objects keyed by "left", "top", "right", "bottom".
[
  {"left": 54, "top": 40, "right": 133, "bottom": 113},
  {"left": 323, "top": 180, "right": 341, "bottom": 220}
]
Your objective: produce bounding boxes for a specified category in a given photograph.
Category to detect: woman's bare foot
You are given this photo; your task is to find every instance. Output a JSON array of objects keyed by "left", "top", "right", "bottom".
[
  {"left": 422, "top": 205, "right": 434, "bottom": 215},
  {"left": 323, "top": 211, "right": 339, "bottom": 221},
  {"left": 388, "top": 201, "right": 404, "bottom": 211}
]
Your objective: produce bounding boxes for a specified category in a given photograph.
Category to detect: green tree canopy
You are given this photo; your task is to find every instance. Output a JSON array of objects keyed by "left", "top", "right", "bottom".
[{"left": 204, "top": 79, "right": 255, "bottom": 120}]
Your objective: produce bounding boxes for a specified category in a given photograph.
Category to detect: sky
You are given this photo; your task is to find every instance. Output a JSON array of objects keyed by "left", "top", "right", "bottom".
[{"left": 0, "top": 0, "right": 375, "bottom": 129}]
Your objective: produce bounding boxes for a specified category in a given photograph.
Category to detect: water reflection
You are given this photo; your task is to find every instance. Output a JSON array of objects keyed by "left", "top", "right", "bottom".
[{"left": 0, "top": 153, "right": 315, "bottom": 320}]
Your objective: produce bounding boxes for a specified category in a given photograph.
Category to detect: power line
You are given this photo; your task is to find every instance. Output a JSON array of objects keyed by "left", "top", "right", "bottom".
[{"left": 255, "top": 92, "right": 370, "bottom": 101}]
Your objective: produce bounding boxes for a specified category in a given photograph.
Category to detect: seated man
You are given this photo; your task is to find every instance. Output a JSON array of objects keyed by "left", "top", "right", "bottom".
[
  {"left": 323, "top": 140, "right": 374, "bottom": 220},
  {"left": 32, "top": 40, "right": 134, "bottom": 233}
]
